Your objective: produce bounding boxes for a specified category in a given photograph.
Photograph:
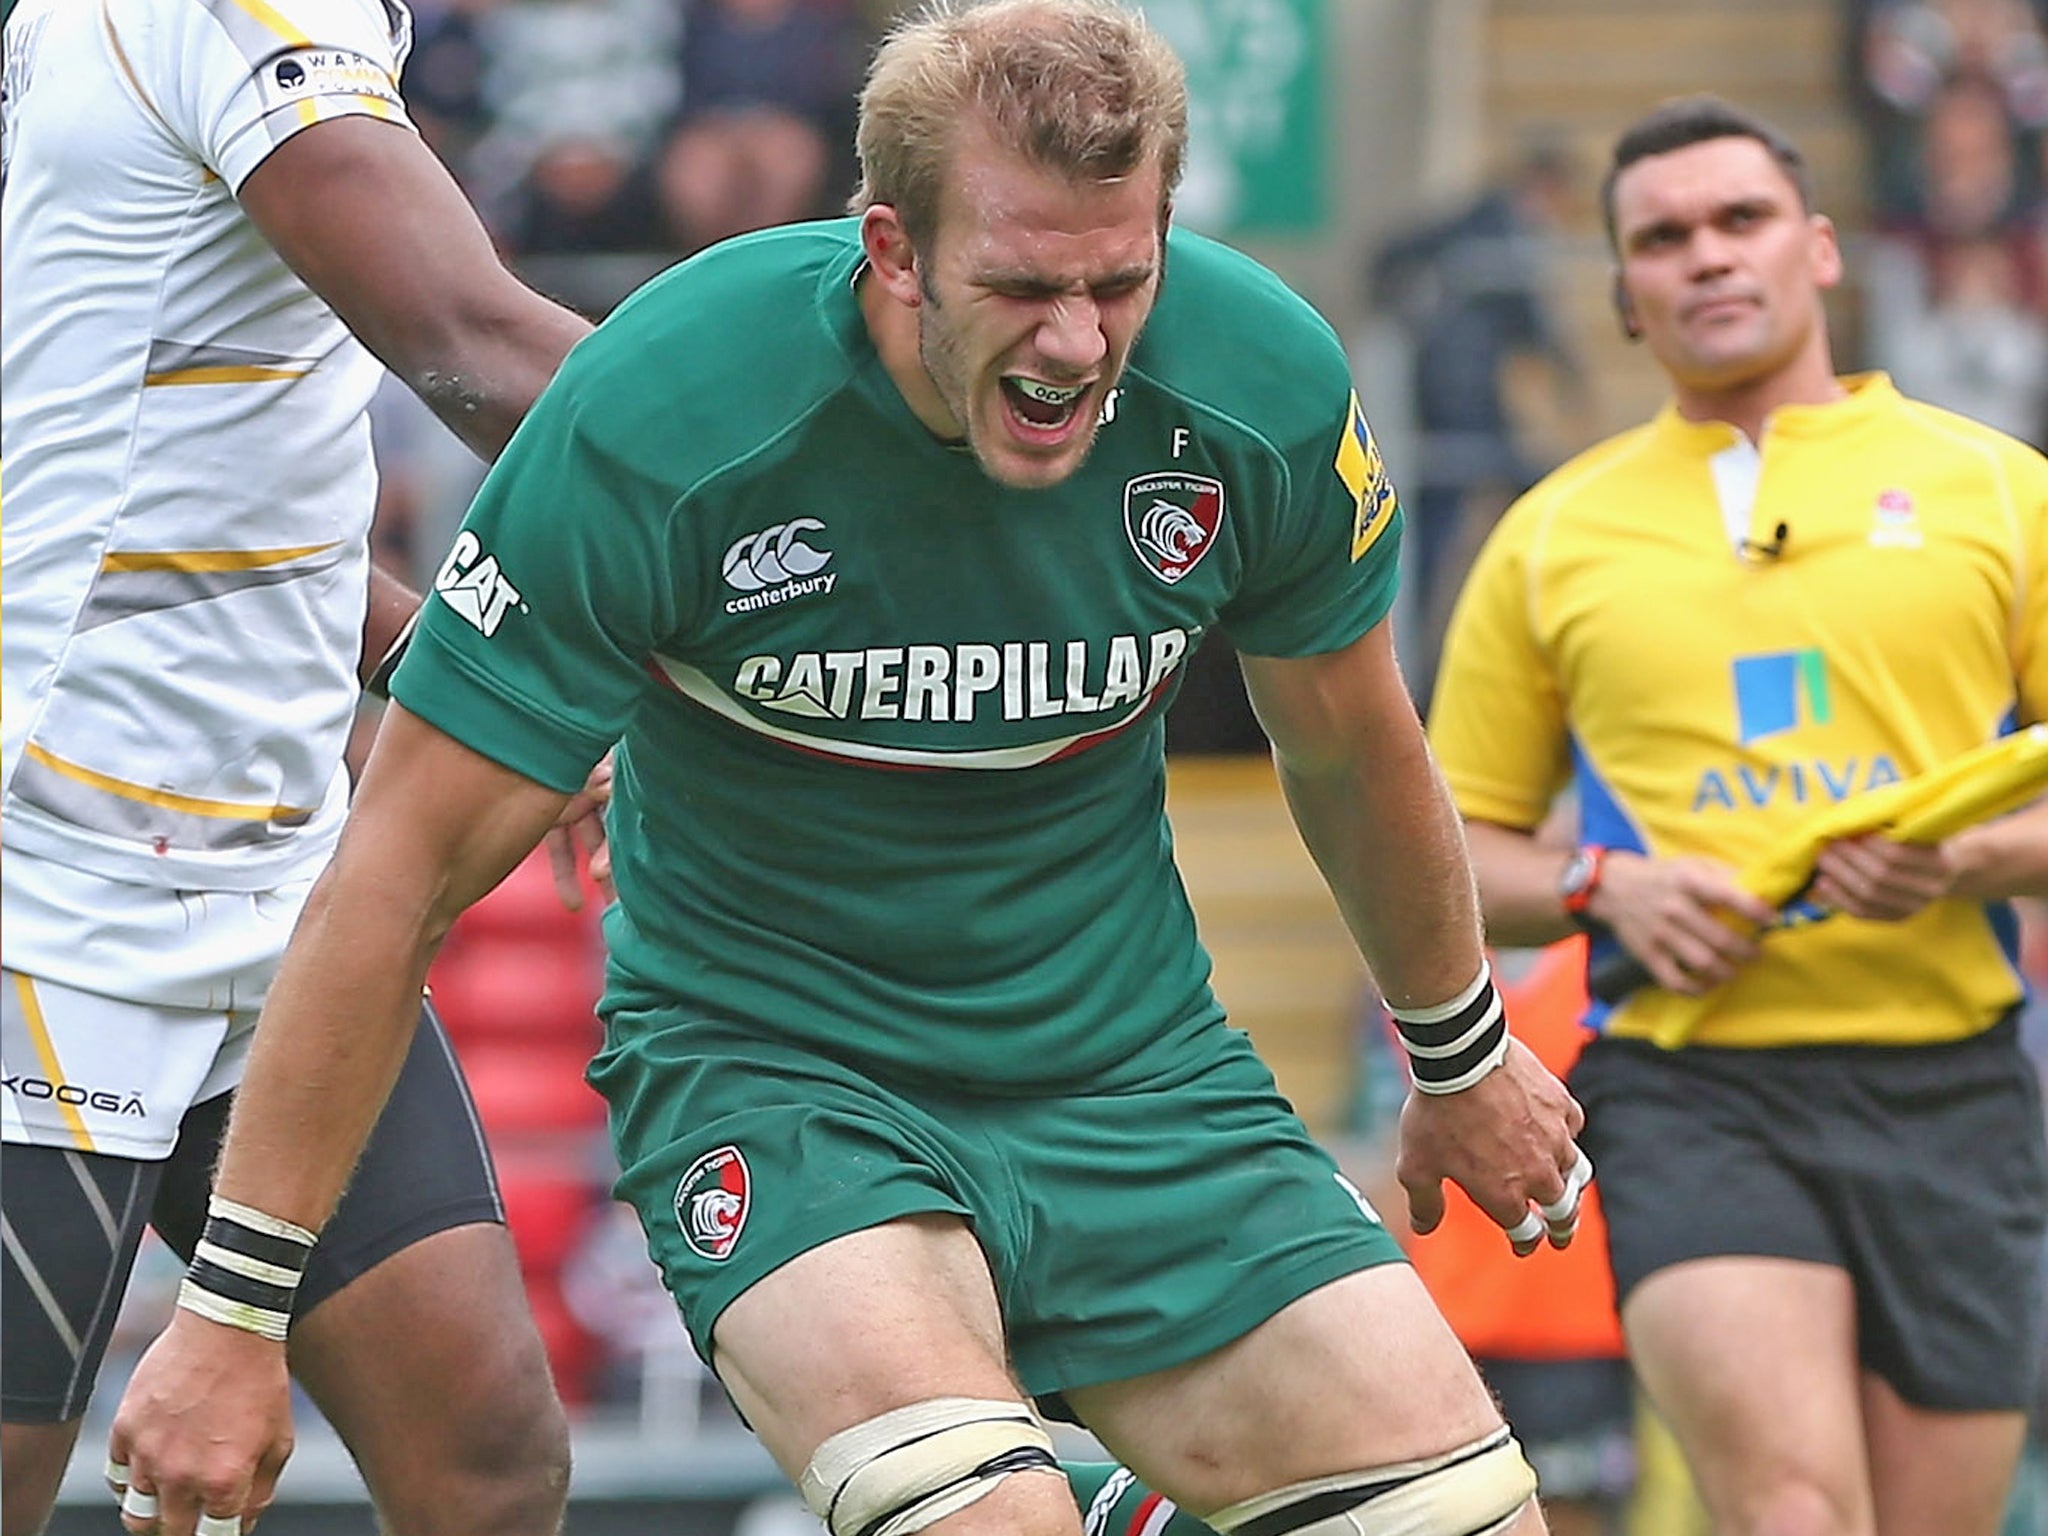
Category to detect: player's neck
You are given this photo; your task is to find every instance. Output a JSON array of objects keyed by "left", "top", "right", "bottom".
[
  {"left": 857, "top": 263, "right": 965, "bottom": 441},
  {"left": 1671, "top": 336, "right": 1845, "bottom": 445}
]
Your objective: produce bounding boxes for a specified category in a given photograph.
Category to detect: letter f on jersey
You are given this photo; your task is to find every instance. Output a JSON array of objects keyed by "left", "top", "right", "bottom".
[{"left": 433, "top": 530, "right": 524, "bottom": 636}]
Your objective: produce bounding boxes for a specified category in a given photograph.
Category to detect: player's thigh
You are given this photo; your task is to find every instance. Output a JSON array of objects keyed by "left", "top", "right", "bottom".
[
  {"left": 287, "top": 1222, "right": 567, "bottom": 1528},
  {"left": 1830, "top": 1020, "right": 2048, "bottom": 1415},
  {"left": 1622, "top": 1256, "right": 1871, "bottom": 1529},
  {"left": 1569, "top": 1036, "right": 1845, "bottom": 1303},
  {"left": 600, "top": 1016, "right": 1020, "bottom": 1467},
  {"left": 2, "top": 1420, "right": 84, "bottom": 1536},
  {"left": 994, "top": 1027, "right": 1402, "bottom": 1406},
  {"left": 2, "top": 966, "right": 245, "bottom": 1430},
  {"left": 278, "top": 1010, "right": 560, "bottom": 1485},
  {"left": 1861, "top": 1373, "right": 2027, "bottom": 1536},
  {"left": 156, "top": 1007, "right": 565, "bottom": 1511},
  {"left": 711, "top": 1212, "right": 1025, "bottom": 1476},
  {"left": 1064, "top": 1261, "right": 1505, "bottom": 1514},
  {"left": 1, "top": 1139, "right": 165, "bottom": 1429}
]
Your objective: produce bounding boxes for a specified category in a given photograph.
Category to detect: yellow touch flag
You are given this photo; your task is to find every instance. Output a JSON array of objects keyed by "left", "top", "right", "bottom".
[{"left": 1638, "top": 722, "right": 2048, "bottom": 1048}]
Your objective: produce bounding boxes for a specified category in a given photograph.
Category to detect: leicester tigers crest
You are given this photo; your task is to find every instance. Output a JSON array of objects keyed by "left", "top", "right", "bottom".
[
  {"left": 1123, "top": 472, "right": 1225, "bottom": 585},
  {"left": 675, "top": 1144, "right": 751, "bottom": 1262}
]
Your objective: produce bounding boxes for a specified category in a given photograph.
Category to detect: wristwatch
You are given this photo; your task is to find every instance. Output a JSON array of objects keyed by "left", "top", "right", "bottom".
[{"left": 1557, "top": 845, "right": 1608, "bottom": 931}]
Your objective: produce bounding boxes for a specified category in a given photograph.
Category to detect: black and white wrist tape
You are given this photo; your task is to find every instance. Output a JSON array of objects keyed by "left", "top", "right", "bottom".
[
  {"left": 1389, "top": 962, "right": 1511, "bottom": 1095},
  {"left": 176, "top": 1196, "right": 316, "bottom": 1342}
]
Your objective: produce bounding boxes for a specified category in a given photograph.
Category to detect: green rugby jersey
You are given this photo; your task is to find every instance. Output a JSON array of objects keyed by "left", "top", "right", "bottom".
[{"left": 393, "top": 218, "right": 1403, "bottom": 1091}]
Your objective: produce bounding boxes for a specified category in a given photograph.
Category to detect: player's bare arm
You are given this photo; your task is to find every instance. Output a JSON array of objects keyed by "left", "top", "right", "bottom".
[
  {"left": 1241, "top": 621, "right": 1483, "bottom": 1008},
  {"left": 108, "top": 708, "right": 572, "bottom": 1536},
  {"left": 353, "top": 560, "right": 608, "bottom": 907},
  {"left": 1238, "top": 620, "right": 1587, "bottom": 1252},
  {"left": 238, "top": 116, "right": 591, "bottom": 461},
  {"left": 1461, "top": 820, "right": 1775, "bottom": 994}
]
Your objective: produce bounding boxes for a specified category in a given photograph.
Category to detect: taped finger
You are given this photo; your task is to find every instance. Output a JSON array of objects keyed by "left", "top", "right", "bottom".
[
  {"left": 120, "top": 1485, "right": 159, "bottom": 1521},
  {"left": 106, "top": 1455, "right": 130, "bottom": 1495},
  {"left": 197, "top": 1512, "right": 242, "bottom": 1536},
  {"left": 1538, "top": 1149, "right": 1595, "bottom": 1226},
  {"left": 1505, "top": 1209, "right": 1544, "bottom": 1255}
]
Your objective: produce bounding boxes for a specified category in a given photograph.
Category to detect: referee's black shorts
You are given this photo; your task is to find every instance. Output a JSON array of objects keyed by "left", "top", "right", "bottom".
[
  {"left": 1572, "top": 1014, "right": 2048, "bottom": 1411},
  {"left": 2, "top": 1003, "right": 503, "bottom": 1423}
]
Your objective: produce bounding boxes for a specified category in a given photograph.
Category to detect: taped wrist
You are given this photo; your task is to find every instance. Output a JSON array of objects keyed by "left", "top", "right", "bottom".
[
  {"left": 176, "top": 1196, "right": 316, "bottom": 1341},
  {"left": 1387, "top": 962, "right": 1510, "bottom": 1095}
]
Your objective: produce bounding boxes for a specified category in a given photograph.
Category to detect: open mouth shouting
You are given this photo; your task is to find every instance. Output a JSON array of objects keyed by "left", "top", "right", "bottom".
[{"left": 1000, "top": 375, "right": 1093, "bottom": 442}]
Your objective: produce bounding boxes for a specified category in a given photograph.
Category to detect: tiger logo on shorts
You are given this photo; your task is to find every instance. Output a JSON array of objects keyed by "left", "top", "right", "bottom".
[{"left": 675, "top": 1144, "right": 751, "bottom": 1262}]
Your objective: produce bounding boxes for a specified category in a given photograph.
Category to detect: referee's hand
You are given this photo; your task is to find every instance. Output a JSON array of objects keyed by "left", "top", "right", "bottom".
[
  {"left": 1809, "top": 833, "right": 1953, "bottom": 921},
  {"left": 1595, "top": 852, "right": 1777, "bottom": 995},
  {"left": 1396, "top": 1037, "right": 1589, "bottom": 1257},
  {"left": 108, "top": 1310, "right": 293, "bottom": 1536}
]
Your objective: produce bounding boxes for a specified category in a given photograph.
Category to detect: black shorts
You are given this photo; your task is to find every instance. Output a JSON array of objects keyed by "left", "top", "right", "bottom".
[
  {"left": 1572, "top": 1017, "right": 2048, "bottom": 1411},
  {"left": 1, "top": 1004, "right": 502, "bottom": 1423}
]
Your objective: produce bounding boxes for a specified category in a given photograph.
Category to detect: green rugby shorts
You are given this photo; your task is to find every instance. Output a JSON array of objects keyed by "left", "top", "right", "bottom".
[{"left": 590, "top": 1014, "right": 1404, "bottom": 1402}]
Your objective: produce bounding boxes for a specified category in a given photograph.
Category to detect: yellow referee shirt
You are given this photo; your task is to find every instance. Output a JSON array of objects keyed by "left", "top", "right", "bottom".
[{"left": 1432, "top": 374, "right": 2048, "bottom": 1047}]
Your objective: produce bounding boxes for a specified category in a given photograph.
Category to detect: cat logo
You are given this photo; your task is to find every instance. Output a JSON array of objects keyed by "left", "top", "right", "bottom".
[{"left": 432, "top": 530, "right": 525, "bottom": 636}]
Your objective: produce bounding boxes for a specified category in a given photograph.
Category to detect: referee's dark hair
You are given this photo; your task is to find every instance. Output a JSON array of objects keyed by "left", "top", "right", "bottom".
[{"left": 1600, "top": 95, "right": 1812, "bottom": 253}]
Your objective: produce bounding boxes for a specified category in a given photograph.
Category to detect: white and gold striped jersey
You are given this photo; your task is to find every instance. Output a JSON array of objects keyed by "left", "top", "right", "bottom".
[{"left": 1, "top": 0, "right": 415, "bottom": 908}]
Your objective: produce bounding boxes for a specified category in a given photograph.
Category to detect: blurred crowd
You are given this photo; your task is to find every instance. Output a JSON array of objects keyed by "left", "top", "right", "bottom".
[
  {"left": 408, "top": 0, "right": 868, "bottom": 264},
  {"left": 1853, "top": 0, "right": 2048, "bottom": 445},
  {"left": 367, "top": 0, "right": 879, "bottom": 585}
]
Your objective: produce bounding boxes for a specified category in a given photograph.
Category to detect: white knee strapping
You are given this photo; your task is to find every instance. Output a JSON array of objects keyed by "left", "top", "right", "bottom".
[
  {"left": 798, "top": 1396, "right": 1061, "bottom": 1536},
  {"left": 1205, "top": 1426, "right": 1537, "bottom": 1536}
]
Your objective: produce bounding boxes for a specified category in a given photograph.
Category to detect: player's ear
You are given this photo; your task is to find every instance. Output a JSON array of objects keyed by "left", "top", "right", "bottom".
[
  {"left": 860, "top": 205, "right": 924, "bottom": 308},
  {"left": 1612, "top": 272, "right": 1643, "bottom": 341}
]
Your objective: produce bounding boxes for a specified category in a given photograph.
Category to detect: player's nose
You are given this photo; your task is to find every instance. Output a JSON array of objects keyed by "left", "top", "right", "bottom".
[{"left": 1035, "top": 295, "right": 1109, "bottom": 374}]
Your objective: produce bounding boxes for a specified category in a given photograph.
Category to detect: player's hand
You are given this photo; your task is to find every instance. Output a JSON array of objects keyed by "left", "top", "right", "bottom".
[
  {"left": 107, "top": 1311, "right": 293, "bottom": 1536},
  {"left": 1809, "top": 833, "right": 1951, "bottom": 922},
  {"left": 544, "top": 751, "right": 615, "bottom": 911},
  {"left": 1396, "top": 1037, "right": 1589, "bottom": 1256},
  {"left": 1591, "top": 851, "right": 1777, "bottom": 995}
]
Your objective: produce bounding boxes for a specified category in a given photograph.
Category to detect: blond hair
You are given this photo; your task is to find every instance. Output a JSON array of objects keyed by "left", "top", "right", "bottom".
[{"left": 851, "top": 0, "right": 1189, "bottom": 246}]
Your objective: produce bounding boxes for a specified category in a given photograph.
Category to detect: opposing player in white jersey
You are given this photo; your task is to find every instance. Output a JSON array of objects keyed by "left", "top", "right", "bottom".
[{"left": 0, "top": 0, "right": 591, "bottom": 1530}]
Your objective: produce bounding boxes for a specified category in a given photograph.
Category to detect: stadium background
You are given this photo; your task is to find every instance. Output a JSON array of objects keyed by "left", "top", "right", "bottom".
[{"left": 44, "top": 0, "right": 2048, "bottom": 1530}]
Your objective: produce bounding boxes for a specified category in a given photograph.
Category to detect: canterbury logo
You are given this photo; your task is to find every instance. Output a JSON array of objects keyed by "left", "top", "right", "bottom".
[{"left": 722, "top": 519, "right": 831, "bottom": 591}]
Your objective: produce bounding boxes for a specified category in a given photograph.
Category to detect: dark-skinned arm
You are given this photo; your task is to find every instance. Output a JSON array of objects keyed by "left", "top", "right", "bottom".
[{"left": 238, "top": 116, "right": 590, "bottom": 461}]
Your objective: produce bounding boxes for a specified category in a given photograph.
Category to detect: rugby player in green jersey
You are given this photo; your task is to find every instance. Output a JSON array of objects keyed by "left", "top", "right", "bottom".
[{"left": 108, "top": 4, "right": 1586, "bottom": 1535}]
